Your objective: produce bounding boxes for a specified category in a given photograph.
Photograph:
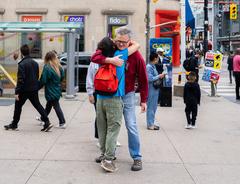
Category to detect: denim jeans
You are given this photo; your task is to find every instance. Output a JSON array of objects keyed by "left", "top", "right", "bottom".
[
  {"left": 147, "top": 84, "right": 160, "bottom": 127},
  {"left": 122, "top": 91, "right": 142, "bottom": 160}
]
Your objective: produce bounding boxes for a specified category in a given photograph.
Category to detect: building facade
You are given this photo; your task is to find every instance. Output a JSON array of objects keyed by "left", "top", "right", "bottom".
[{"left": 0, "top": 0, "right": 180, "bottom": 62}]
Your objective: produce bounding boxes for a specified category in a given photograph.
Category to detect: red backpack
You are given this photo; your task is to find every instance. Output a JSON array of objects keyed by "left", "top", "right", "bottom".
[{"left": 94, "top": 64, "right": 119, "bottom": 96}]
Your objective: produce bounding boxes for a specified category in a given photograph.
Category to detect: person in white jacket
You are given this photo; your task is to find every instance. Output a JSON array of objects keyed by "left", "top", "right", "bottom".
[{"left": 86, "top": 62, "right": 99, "bottom": 139}]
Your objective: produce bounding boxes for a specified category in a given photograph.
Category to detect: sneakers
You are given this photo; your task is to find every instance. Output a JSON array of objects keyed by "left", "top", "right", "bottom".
[
  {"left": 4, "top": 123, "right": 19, "bottom": 131},
  {"left": 147, "top": 125, "right": 160, "bottom": 130},
  {"left": 95, "top": 154, "right": 117, "bottom": 163},
  {"left": 185, "top": 124, "right": 197, "bottom": 129},
  {"left": 95, "top": 154, "right": 105, "bottom": 163},
  {"left": 41, "top": 123, "right": 53, "bottom": 132},
  {"left": 185, "top": 124, "right": 192, "bottom": 129},
  {"left": 59, "top": 123, "right": 66, "bottom": 129},
  {"left": 131, "top": 159, "right": 142, "bottom": 171},
  {"left": 191, "top": 125, "right": 197, "bottom": 129},
  {"left": 101, "top": 159, "right": 118, "bottom": 172},
  {"left": 116, "top": 141, "right": 121, "bottom": 147},
  {"left": 36, "top": 116, "right": 44, "bottom": 126}
]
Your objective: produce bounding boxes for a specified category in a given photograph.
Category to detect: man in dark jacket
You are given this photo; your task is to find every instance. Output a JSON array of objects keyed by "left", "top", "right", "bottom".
[{"left": 4, "top": 44, "right": 53, "bottom": 132}]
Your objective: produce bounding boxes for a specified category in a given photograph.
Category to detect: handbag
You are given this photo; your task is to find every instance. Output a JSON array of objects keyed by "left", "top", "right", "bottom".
[{"left": 153, "top": 78, "right": 163, "bottom": 89}]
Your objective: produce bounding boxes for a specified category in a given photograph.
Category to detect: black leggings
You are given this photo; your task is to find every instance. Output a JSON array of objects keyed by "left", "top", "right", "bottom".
[{"left": 41, "top": 100, "right": 65, "bottom": 125}]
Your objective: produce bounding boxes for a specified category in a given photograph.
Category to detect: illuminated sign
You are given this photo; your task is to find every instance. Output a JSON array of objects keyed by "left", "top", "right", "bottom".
[
  {"left": 64, "top": 16, "right": 84, "bottom": 23},
  {"left": 21, "top": 16, "right": 42, "bottom": 22},
  {"left": 108, "top": 16, "right": 128, "bottom": 25}
]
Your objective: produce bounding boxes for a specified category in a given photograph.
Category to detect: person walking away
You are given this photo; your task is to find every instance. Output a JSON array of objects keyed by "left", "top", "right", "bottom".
[
  {"left": 91, "top": 26, "right": 148, "bottom": 171},
  {"left": 38, "top": 51, "right": 66, "bottom": 128},
  {"left": 228, "top": 51, "right": 234, "bottom": 84},
  {"left": 146, "top": 52, "right": 165, "bottom": 130},
  {"left": 4, "top": 44, "right": 53, "bottom": 132},
  {"left": 183, "top": 72, "right": 201, "bottom": 129},
  {"left": 233, "top": 48, "right": 240, "bottom": 100},
  {"left": 183, "top": 50, "right": 200, "bottom": 82}
]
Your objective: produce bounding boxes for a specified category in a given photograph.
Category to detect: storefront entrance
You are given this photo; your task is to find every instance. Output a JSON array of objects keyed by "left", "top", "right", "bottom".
[{"left": 155, "top": 10, "right": 180, "bottom": 67}]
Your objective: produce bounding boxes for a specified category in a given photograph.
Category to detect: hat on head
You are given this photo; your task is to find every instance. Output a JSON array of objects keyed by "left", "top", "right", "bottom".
[{"left": 156, "top": 47, "right": 164, "bottom": 53}]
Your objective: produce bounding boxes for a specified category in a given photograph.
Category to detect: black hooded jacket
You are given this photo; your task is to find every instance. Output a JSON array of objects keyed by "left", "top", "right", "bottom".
[
  {"left": 15, "top": 56, "right": 40, "bottom": 94},
  {"left": 183, "top": 82, "right": 201, "bottom": 105}
]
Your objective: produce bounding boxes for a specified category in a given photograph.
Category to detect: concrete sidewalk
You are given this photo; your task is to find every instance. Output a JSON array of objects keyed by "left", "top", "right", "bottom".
[{"left": 0, "top": 92, "right": 240, "bottom": 184}]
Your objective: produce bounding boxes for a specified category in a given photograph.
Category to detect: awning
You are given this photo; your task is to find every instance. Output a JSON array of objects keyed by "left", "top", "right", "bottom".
[{"left": 185, "top": 0, "right": 195, "bottom": 34}]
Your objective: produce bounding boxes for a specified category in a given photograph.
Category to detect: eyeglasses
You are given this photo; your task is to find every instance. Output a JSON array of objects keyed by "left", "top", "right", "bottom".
[{"left": 115, "top": 39, "right": 130, "bottom": 45}]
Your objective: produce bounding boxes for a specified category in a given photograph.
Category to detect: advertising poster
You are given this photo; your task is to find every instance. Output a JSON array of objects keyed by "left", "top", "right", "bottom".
[
  {"left": 150, "top": 38, "right": 172, "bottom": 87},
  {"left": 202, "top": 51, "right": 223, "bottom": 82}
]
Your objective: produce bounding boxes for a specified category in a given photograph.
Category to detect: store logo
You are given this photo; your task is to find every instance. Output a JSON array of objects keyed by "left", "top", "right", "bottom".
[
  {"left": 64, "top": 16, "right": 84, "bottom": 23},
  {"left": 109, "top": 17, "right": 127, "bottom": 25},
  {"left": 22, "top": 16, "right": 42, "bottom": 22}
]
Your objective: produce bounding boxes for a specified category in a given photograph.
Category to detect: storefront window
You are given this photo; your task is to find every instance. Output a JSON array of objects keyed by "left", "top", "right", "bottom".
[
  {"left": 107, "top": 16, "right": 128, "bottom": 38},
  {"left": 21, "top": 16, "right": 42, "bottom": 58}
]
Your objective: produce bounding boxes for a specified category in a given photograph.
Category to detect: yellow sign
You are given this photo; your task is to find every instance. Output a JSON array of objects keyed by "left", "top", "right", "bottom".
[
  {"left": 152, "top": 0, "right": 159, "bottom": 3},
  {"left": 214, "top": 54, "right": 222, "bottom": 62},
  {"left": 213, "top": 54, "right": 222, "bottom": 70},
  {"left": 230, "top": 3, "right": 238, "bottom": 20}
]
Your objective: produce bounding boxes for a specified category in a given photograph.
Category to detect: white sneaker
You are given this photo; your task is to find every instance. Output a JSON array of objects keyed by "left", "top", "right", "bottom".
[
  {"left": 96, "top": 142, "right": 100, "bottom": 148},
  {"left": 116, "top": 141, "right": 121, "bottom": 147},
  {"left": 36, "top": 116, "right": 44, "bottom": 126},
  {"left": 191, "top": 125, "right": 197, "bottom": 129},
  {"left": 59, "top": 123, "right": 66, "bottom": 129},
  {"left": 185, "top": 124, "right": 192, "bottom": 129}
]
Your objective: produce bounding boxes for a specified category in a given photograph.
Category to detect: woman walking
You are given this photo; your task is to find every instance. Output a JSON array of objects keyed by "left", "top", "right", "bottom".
[{"left": 38, "top": 51, "right": 66, "bottom": 128}]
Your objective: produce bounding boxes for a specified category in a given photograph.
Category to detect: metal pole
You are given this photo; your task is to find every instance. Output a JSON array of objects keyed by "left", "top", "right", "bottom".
[
  {"left": 145, "top": 0, "right": 150, "bottom": 64},
  {"left": 229, "top": 0, "right": 231, "bottom": 52},
  {"left": 66, "top": 32, "right": 75, "bottom": 99},
  {"left": 180, "top": 0, "right": 186, "bottom": 66},
  {"left": 204, "top": 0, "right": 209, "bottom": 55}
]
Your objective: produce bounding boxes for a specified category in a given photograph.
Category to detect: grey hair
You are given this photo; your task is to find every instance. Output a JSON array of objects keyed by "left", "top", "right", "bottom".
[{"left": 115, "top": 26, "right": 132, "bottom": 38}]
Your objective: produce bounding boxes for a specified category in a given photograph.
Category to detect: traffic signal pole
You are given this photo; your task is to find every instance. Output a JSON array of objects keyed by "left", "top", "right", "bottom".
[
  {"left": 146, "top": 0, "right": 150, "bottom": 64},
  {"left": 203, "top": 0, "right": 208, "bottom": 55}
]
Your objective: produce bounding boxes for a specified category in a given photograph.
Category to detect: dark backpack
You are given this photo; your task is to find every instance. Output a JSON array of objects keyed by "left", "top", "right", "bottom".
[
  {"left": 183, "top": 58, "right": 191, "bottom": 71},
  {"left": 94, "top": 64, "right": 118, "bottom": 96}
]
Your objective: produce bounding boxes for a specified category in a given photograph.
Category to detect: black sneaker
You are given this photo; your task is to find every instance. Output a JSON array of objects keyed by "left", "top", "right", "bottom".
[
  {"left": 41, "top": 123, "right": 53, "bottom": 132},
  {"left": 95, "top": 155, "right": 117, "bottom": 163},
  {"left": 95, "top": 154, "right": 105, "bottom": 163},
  {"left": 131, "top": 159, "right": 142, "bottom": 171},
  {"left": 4, "top": 123, "right": 18, "bottom": 131}
]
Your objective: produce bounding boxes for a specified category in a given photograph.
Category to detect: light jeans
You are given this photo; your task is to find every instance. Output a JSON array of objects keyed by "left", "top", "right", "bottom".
[
  {"left": 146, "top": 83, "right": 160, "bottom": 127},
  {"left": 122, "top": 91, "right": 142, "bottom": 160}
]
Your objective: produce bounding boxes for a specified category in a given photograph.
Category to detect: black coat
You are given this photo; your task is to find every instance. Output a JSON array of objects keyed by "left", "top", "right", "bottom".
[
  {"left": 183, "top": 82, "right": 201, "bottom": 105},
  {"left": 227, "top": 56, "right": 233, "bottom": 71},
  {"left": 15, "top": 56, "right": 40, "bottom": 94},
  {"left": 155, "top": 57, "right": 164, "bottom": 74}
]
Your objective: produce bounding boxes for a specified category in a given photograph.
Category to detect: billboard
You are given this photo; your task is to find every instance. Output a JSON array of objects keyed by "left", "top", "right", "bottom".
[{"left": 150, "top": 38, "right": 172, "bottom": 88}]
